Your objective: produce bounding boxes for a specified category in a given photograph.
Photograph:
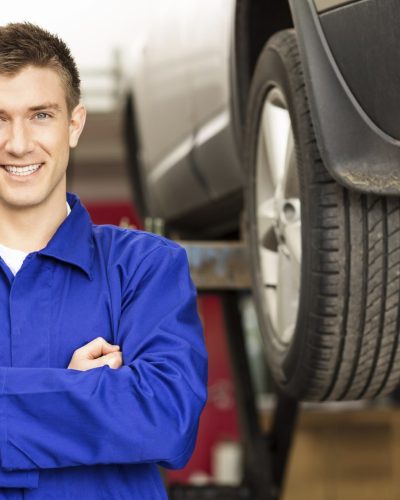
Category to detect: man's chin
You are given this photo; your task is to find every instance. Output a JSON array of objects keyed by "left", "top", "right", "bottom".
[{"left": 0, "top": 194, "right": 45, "bottom": 211}]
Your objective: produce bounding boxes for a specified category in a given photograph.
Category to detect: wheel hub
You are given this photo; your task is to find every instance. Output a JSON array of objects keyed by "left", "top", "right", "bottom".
[{"left": 255, "top": 87, "right": 302, "bottom": 345}]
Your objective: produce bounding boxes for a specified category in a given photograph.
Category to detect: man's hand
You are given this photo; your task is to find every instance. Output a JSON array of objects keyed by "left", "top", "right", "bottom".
[{"left": 68, "top": 337, "right": 123, "bottom": 371}]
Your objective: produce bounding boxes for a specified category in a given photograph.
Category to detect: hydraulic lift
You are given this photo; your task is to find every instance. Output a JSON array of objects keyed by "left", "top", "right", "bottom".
[{"left": 168, "top": 241, "right": 299, "bottom": 500}]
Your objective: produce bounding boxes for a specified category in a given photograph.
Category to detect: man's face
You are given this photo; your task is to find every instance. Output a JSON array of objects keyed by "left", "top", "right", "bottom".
[{"left": 0, "top": 65, "right": 85, "bottom": 211}]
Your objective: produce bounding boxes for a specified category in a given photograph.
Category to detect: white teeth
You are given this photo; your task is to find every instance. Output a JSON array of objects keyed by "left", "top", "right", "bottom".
[{"left": 3, "top": 164, "right": 41, "bottom": 176}]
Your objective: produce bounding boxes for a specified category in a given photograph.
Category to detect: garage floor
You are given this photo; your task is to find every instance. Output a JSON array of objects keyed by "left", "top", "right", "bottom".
[{"left": 282, "top": 406, "right": 400, "bottom": 500}]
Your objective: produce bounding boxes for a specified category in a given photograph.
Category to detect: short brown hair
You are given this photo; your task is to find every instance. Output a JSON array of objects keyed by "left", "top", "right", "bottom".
[{"left": 0, "top": 22, "right": 81, "bottom": 112}]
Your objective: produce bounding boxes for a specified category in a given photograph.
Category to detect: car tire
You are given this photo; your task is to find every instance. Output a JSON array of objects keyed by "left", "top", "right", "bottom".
[{"left": 246, "top": 29, "right": 400, "bottom": 401}]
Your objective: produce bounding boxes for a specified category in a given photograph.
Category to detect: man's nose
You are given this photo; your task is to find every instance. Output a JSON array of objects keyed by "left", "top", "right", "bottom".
[{"left": 4, "top": 121, "right": 34, "bottom": 157}]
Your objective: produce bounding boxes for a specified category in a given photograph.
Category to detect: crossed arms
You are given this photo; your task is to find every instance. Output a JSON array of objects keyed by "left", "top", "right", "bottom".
[{"left": 0, "top": 245, "right": 207, "bottom": 489}]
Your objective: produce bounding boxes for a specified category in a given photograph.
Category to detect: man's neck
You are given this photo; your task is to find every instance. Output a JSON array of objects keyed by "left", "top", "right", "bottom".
[{"left": 0, "top": 198, "right": 69, "bottom": 253}]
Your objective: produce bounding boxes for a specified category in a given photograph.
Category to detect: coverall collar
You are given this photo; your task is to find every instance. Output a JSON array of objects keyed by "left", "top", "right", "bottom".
[{"left": 38, "top": 192, "right": 94, "bottom": 279}]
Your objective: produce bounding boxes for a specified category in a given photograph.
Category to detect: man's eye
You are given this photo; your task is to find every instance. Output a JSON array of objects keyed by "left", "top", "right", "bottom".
[{"left": 35, "top": 112, "right": 50, "bottom": 120}]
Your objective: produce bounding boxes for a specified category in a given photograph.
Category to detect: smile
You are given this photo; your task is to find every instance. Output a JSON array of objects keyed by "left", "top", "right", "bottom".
[{"left": 1, "top": 163, "right": 42, "bottom": 176}]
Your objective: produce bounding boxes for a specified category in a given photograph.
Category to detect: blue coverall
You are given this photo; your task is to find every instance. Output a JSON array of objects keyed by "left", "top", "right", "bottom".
[{"left": 0, "top": 192, "right": 208, "bottom": 499}]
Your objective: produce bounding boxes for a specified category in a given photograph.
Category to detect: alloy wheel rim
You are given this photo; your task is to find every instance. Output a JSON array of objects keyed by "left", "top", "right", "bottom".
[{"left": 255, "top": 87, "right": 301, "bottom": 346}]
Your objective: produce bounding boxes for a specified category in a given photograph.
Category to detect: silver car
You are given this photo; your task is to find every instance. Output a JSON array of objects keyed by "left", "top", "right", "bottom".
[{"left": 121, "top": 0, "right": 400, "bottom": 401}]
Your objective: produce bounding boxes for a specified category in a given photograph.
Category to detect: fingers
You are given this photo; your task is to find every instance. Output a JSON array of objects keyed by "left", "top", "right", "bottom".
[
  {"left": 92, "top": 351, "right": 123, "bottom": 370},
  {"left": 67, "top": 338, "right": 122, "bottom": 371},
  {"left": 76, "top": 337, "right": 120, "bottom": 359}
]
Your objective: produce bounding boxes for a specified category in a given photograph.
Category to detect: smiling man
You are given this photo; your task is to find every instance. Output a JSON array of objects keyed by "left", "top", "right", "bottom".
[
  {"left": 0, "top": 22, "right": 207, "bottom": 499},
  {"left": 0, "top": 64, "right": 85, "bottom": 254}
]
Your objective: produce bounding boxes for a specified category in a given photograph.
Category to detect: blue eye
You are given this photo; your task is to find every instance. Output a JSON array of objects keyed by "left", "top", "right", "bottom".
[{"left": 36, "top": 112, "right": 50, "bottom": 120}]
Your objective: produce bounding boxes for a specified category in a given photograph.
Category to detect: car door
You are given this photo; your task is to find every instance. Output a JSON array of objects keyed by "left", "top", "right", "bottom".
[
  {"left": 186, "top": 0, "right": 243, "bottom": 200},
  {"left": 133, "top": 0, "right": 209, "bottom": 219}
]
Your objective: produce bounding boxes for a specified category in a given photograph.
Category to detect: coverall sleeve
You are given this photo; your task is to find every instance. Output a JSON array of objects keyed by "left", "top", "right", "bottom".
[{"left": 0, "top": 244, "right": 208, "bottom": 473}]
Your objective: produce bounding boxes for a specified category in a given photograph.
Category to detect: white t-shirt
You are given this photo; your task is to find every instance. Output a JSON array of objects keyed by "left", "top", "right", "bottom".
[
  {"left": 0, "top": 202, "right": 71, "bottom": 276},
  {"left": 0, "top": 244, "right": 28, "bottom": 276}
]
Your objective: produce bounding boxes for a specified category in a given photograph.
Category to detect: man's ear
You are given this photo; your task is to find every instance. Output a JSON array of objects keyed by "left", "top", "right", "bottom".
[{"left": 69, "top": 103, "right": 87, "bottom": 148}]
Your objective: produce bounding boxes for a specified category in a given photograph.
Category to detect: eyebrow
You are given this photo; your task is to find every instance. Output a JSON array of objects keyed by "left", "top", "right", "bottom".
[
  {"left": 0, "top": 103, "right": 63, "bottom": 115},
  {"left": 28, "top": 103, "right": 62, "bottom": 112}
]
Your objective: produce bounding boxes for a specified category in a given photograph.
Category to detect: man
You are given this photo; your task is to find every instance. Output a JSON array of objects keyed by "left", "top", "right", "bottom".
[{"left": 0, "top": 22, "right": 207, "bottom": 499}]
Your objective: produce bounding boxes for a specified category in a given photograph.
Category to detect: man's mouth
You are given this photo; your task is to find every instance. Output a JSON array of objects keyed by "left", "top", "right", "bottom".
[{"left": 1, "top": 163, "right": 42, "bottom": 176}]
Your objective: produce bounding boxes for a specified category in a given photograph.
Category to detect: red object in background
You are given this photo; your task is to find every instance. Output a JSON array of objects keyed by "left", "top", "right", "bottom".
[
  {"left": 167, "top": 294, "right": 240, "bottom": 484},
  {"left": 83, "top": 200, "right": 143, "bottom": 229}
]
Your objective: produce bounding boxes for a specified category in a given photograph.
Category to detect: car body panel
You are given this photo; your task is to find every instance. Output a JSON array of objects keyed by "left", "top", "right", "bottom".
[
  {"left": 185, "top": 0, "right": 243, "bottom": 199},
  {"left": 122, "top": 0, "right": 242, "bottom": 222},
  {"left": 125, "top": 0, "right": 243, "bottom": 220},
  {"left": 122, "top": 0, "right": 210, "bottom": 217}
]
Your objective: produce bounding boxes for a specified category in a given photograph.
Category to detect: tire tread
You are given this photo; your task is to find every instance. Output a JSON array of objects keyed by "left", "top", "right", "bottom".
[{"left": 247, "top": 29, "right": 400, "bottom": 401}]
